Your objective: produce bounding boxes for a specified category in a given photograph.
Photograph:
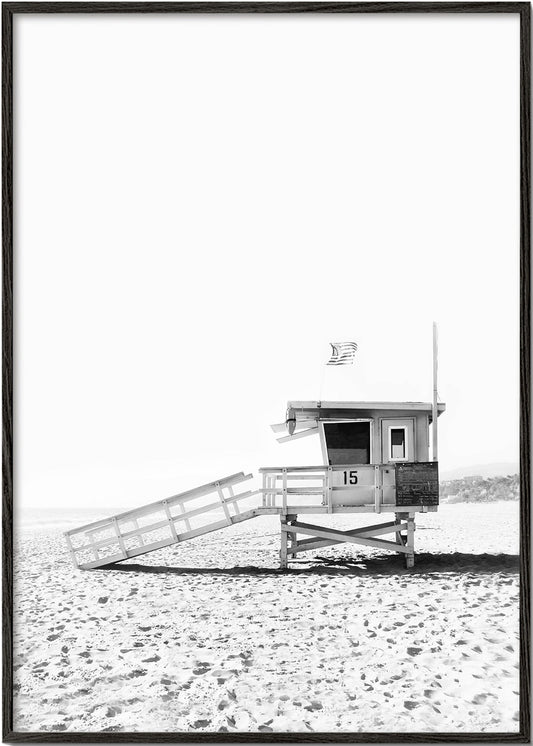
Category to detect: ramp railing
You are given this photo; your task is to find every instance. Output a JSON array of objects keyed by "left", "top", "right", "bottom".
[{"left": 65, "top": 472, "right": 259, "bottom": 570}]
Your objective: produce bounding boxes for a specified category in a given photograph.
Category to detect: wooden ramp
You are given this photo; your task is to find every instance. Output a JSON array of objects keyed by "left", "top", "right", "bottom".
[
  {"left": 65, "top": 472, "right": 262, "bottom": 570},
  {"left": 65, "top": 465, "right": 424, "bottom": 570}
]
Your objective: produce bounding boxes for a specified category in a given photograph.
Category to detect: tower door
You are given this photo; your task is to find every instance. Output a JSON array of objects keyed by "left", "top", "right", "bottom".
[{"left": 381, "top": 419, "right": 415, "bottom": 464}]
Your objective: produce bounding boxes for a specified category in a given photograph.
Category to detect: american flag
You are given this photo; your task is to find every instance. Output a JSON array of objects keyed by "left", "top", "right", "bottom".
[{"left": 327, "top": 342, "right": 358, "bottom": 366}]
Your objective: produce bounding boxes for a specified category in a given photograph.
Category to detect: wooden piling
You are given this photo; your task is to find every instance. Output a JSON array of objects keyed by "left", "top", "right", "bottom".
[
  {"left": 280, "top": 515, "right": 288, "bottom": 569},
  {"left": 406, "top": 512, "right": 415, "bottom": 568}
]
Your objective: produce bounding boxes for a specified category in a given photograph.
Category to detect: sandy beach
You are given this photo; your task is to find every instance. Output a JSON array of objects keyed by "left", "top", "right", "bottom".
[{"left": 13, "top": 502, "right": 520, "bottom": 734}]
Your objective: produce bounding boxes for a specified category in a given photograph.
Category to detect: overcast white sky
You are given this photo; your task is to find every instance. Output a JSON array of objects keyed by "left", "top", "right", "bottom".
[{"left": 14, "top": 13, "right": 520, "bottom": 511}]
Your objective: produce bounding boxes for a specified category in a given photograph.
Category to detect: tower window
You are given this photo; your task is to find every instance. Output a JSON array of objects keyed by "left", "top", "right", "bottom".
[{"left": 390, "top": 427, "right": 406, "bottom": 460}]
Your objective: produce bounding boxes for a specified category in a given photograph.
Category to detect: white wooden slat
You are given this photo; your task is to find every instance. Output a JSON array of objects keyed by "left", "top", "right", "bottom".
[
  {"left": 101, "top": 535, "right": 178, "bottom": 564},
  {"left": 73, "top": 531, "right": 136, "bottom": 553},
  {"left": 285, "top": 475, "right": 324, "bottom": 481},
  {"left": 178, "top": 519, "right": 234, "bottom": 542},
  {"left": 116, "top": 518, "right": 169, "bottom": 541},
  {"left": 64, "top": 518, "right": 116, "bottom": 537},
  {"left": 259, "top": 487, "right": 325, "bottom": 495},
  {"left": 79, "top": 552, "right": 125, "bottom": 570},
  {"left": 331, "top": 485, "right": 376, "bottom": 491},
  {"left": 259, "top": 465, "right": 328, "bottom": 474},
  {"left": 172, "top": 491, "right": 256, "bottom": 522},
  {"left": 280, "top": 504, "right": 430, "bottom": 514},
  {"left": 84, "top": 523, "right": 115, "bottom": 538},
  {"left": 165, "top": 473, "right": 253, "bottom": 511},
  {"left": 230, "top": 509, "right": 257, "bottom": 524},
  {"left": 174, "top": 500, "right": 220, "bottom": 523},
  {"left": 225, "top": 489, "right": 256, "bottom": 503}
]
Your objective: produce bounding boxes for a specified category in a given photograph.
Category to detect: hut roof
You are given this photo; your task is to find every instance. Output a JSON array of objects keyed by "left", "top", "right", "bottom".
[
  {"left": 288, "top": 400, "right": 446, "bottom": 416},
  {"left": 271, "top": 401, "right": 446, "bottom": 439},
  {"left": 287, "top": 401, "right": 446, "bottom": 425}
]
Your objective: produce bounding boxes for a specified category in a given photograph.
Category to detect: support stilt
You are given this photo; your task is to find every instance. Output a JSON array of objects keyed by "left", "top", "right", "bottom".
[
  {"left": 280, "top": 517, "right": 288, "bottom": 569},
  {"left": 395, "top": 512, "right": 404, "bottom": 554},
  {"left": 288, "top": 515, "right": 298, "bottom": 559},
  {"left": 405, "top": 512, "right": 415, "bottom": 568},
  {"left": 280, "top": 514, "right": 297, "bottom": 569},
  {"left": 279, "top": 515, "right": 417, "bottom": 568}
]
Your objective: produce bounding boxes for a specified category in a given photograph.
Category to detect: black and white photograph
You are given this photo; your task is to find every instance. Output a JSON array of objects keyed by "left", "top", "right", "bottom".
[{"left": 3, "top": 3, "right": 530, "bottom": 740}]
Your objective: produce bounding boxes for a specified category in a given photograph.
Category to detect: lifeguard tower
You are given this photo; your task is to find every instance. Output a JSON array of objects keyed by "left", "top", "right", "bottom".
[
  {"left": 265, "top": 398, "right": 444, "bottom": 568},
  {"left": 65, "top": 330, "right": 445, "bottom": 570}
]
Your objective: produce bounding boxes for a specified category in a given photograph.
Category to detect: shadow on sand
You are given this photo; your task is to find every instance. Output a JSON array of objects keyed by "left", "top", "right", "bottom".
[{"left": 102, "top": 552, "right": 519, "bottom": 577}]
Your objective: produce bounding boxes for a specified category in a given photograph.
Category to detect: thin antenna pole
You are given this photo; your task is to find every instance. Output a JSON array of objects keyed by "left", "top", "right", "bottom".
[
  {"left": 432, "top": 322, "right": 438, "bottom": 462},
  {"left": 318, "top": 362, "right": 326, "bottom": 403}
]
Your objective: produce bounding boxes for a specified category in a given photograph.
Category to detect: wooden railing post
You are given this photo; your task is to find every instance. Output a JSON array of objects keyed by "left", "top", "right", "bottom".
[
  {"left": 162, "top": 500, "right": 178, "bottom": 542},
  {"left": 216, "top": 482, "right": 232, "bottom": 524},
  {"left": 282, "top": 468, "right": 287, "bottom": 514},
  {"left": 112, "top": 517, "right": 128, "bottom": 559},
  {"left": 280, "top": 515, "right": 288, "bottom": 569},
  {"left": 327, "top": 467, "right": 333, "bottom": 513},
  {"left": 178, "top": 501, "right": 191, "bottom": 532},
  {"left": 406, "top": 512, "right": 415, "bottom": 568},
  {"left": 228, "top": 485, "right": 240, "bottom": 515},
  {"left": 86, "top": 533, "right": 99, "bottom": 561}
]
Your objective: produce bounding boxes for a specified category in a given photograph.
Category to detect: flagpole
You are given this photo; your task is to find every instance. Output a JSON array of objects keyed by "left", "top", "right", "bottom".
[
  {"left": 318, "top": 363, "right": 326, "bottom": 403},
  {"left": 432, "top": 322, "right": 438, "bottom": 462}
]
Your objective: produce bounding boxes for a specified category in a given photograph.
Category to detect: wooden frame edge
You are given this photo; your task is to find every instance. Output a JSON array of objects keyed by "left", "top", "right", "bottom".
[{"left": 1, "top": 2, "right": 530, "bottom": 742}]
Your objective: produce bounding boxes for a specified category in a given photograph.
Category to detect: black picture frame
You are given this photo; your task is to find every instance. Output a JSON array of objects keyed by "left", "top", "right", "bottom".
[{"left": 2, "top": 2, "right": 530, "bottom": 742}]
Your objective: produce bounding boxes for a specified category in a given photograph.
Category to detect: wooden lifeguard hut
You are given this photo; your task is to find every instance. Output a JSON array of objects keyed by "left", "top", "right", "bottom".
[
  {"left": 65, "top": 327, "right": 444, "bottom": 570},
  {"left": 266, "top": 397, "right": 444, "bottom": 568}
]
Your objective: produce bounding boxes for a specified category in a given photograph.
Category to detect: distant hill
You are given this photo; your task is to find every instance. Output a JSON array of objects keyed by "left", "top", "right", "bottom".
[
  {"left": 440, "top": 462, "right": 518, "bottom": 481},
  {"left": 440, "top": 474, "right": 519, "bottom": 503}
]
